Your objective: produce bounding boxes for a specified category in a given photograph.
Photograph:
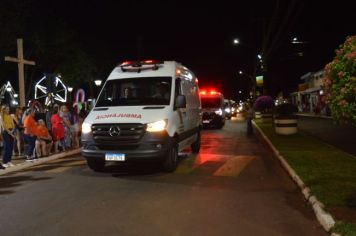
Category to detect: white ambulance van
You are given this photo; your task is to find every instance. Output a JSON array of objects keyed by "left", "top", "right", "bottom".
[{"left": 81, "top": 60, "right": 202, "bottom": 172}]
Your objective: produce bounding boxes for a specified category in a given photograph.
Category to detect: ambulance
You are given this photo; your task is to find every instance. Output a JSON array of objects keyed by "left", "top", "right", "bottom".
[
  {"left": 81, "top": 60, "right": 202, "bottom": 172},
  {"left": 200, "top": 90, "right": 226, "bottom": 128}
]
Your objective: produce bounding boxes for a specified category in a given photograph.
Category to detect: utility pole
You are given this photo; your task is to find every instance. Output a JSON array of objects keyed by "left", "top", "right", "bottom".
[{"left": 4, "top": 39, "right": 36, "bottom": 107}]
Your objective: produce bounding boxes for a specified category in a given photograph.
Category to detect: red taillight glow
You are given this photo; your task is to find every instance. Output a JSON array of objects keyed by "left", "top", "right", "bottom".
[
  {"left": 176, "top": 69, "right": 182, "bottom": 74},
  {"left": 144, "top": 60, "right": 153, "bottom": 64},
  {"left": 200, "top": 89, "right": 220, "bottom": 96}
]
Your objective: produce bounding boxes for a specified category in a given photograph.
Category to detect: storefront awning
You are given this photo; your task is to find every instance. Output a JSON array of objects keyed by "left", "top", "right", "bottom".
[{"left": 300, "top": 87, "right": 321, "bottom": 94}]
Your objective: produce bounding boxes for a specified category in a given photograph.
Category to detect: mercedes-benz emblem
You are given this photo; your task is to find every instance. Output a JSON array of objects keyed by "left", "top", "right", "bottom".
[{"left": 109, "top": 126, "right": 121, "bottom": 137}]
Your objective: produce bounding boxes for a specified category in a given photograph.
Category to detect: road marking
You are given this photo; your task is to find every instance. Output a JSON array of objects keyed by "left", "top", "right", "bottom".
[
  {"left": 194, "top": 153, "right": 232, "bottom": 165},
  {"left": 213, "top": 156, "right": 256, "bottom": 177},
  {"left": 176, "top": 154, "right": 256, "bottom": 177}
]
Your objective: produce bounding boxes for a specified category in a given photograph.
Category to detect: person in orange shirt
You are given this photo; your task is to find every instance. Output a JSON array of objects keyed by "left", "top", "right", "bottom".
[
  {"left": 35, "top": 119, "right": 53, "bottom": 157},
  {"left": 23, "top": 109, "right": 38, "bottom": 161}
]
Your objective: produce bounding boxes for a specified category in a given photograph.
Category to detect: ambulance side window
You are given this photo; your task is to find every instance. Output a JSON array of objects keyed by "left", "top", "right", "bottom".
[
  {"left": 175, "top": 78, "right": 182, "bottom": 96},
  {"left": 174, "top": 78, "right": 182, "bottom": 110}
]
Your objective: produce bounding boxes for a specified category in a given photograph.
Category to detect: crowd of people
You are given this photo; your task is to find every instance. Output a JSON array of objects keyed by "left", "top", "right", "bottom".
[{"left": 0, "top": 103, "right": 87, "bottom": 169}]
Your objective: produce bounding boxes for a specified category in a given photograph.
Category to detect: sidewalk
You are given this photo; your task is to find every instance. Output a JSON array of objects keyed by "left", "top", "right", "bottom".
[
  {"left": 297, "top": 115, "right": 356, "bottom": 156},
  {"left": 297, "top": 112, "right": 333, "bottom": 119},
  {"left": 0, "top": 149, "right": 80, "bottom": 176},
  {"left": 253, "top": 120, "right": 356, "bottom": 236}
]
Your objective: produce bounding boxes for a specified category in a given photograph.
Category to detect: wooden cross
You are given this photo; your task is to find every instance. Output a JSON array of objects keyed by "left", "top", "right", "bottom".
[{"left": 4, "top": 38, "right": 36, "bottom": 107}]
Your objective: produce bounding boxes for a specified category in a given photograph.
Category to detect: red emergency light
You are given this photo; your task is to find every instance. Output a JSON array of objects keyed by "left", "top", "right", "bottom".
[
  {"left": 121, "top": 61, "right": 130, "bottom": 66},
  {"left": 200, "top": 90, "right": 220, "bottom": 96},
  {"left": 119, "top": 60, "right": 163, "bottom": 72},
  {"left": 119, "top": 60, "right": 163, "bottom": 67}
]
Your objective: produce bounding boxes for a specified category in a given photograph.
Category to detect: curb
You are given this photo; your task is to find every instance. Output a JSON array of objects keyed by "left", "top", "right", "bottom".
[
  {"left": 252, "top": 120, "right": 336, "bottom": 233},
  {"left": 297, "top": 113, "right": 333, "bottom": 120},
  {"left": 0, "top": 149, "right": 81, "bottom": 176}
]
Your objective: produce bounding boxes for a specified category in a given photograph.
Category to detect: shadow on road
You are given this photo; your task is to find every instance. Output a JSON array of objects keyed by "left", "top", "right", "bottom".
[
  {"left": 0, "top": 175, "right": 52, "bottom": 195},
  {"left": 79, "top": 153, "right": 191, "bottom": 177}
]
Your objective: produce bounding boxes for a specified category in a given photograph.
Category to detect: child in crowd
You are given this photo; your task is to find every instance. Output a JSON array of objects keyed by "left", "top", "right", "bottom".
[{"left": 35, "top": 119, "right": 53, "bottom": 157}]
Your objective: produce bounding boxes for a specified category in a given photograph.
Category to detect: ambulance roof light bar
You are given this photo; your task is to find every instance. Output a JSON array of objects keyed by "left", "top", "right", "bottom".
[
  {"left": 120, "top": 60, "right": 163, "bottom": 67},
  {"left": 120, "top": 60, "right": 163, "bottom": 72}
]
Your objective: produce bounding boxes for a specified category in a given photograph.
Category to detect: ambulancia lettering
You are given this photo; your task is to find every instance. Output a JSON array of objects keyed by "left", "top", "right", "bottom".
[{"left": 95, "top": 113, "right": 142, "bottom": 120}]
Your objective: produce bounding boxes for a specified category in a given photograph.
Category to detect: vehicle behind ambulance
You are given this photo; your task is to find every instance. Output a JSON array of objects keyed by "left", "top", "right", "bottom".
[{"left": 81, "top": 60, "right": 202, "bottom": 172}]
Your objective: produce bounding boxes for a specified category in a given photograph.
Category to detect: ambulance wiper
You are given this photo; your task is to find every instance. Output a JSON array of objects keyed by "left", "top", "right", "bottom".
[
  {"left": 143, "top": 106, "right": 165, "bottom": 109},
  {"left": 93, "top": 107, "right": 109, "bottom": 111}
]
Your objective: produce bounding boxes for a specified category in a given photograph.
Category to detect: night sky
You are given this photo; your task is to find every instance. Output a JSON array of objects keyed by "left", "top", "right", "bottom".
[{"left": 2, "top": 0, "right": 355, "bottom": 100}]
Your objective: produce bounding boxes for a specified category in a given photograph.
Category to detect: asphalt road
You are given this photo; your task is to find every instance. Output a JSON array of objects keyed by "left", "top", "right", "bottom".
[
  {"left": 0, "top": 118, "right": 326, "bottom": 236},
  {"left": 298, "top": 116, "right": 356, "bottom": 156}
]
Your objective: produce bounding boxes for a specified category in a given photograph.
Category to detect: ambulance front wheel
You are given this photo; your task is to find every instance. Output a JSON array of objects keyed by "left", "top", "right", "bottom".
[
  {"left": 191, "top": 131, "right": 201, "bottom": 154},
  {"left": 162, "top": 143, "right": 178, "bottom": 172}
]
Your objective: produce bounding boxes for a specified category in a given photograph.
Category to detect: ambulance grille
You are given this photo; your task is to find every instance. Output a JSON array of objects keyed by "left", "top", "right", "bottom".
[
  {"left": 203, "top": 112, "right": 218, "bottom": 119},
  {"left": 91, "top": 123, "right": 146, "bottom": 145}
]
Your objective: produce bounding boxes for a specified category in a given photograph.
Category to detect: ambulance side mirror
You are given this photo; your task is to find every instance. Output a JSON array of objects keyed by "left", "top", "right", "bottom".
[{"left": 175, "top": 95, "right": 186, "bottom": 108}]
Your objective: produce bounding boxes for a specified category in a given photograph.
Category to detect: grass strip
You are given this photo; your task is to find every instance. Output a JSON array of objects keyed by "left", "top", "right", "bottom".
[{"left": 255, "top": 120, "right": 356, "bottom": 235}]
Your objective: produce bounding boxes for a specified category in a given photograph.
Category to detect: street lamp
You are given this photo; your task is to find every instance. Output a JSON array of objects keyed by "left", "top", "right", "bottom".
[
  {"left": 94, "top": 80, "right": 102, "bottom": 86},
  {"left": 67, "top": 87, "right": 73, "bottom": 102},
  {"left": 237, "top": 70, "right": 256, "bottom": 98},
  {"left": 233, "top": 38, "right": 240, "bottom": 45},
  {"left": 291, "top": 37, "right": 309, "bottom": 45},
  {"left": 232, "top": 38, "right": 261, "bottom": 99}
]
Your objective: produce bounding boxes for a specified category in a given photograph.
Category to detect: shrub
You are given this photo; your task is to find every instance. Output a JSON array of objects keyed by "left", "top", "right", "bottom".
[
  {"left": 254, "top": 95, "right": 274, "bottom": 112},
  {"left": 324, "top": 35, "right": 356, "bottom": 125}
]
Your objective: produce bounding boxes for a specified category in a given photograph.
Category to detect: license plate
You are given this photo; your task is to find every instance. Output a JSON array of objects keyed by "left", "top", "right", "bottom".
[
  {"left": 203, "top": 120, "right": 210, "bottom": 124},
  {"left": 105, "top": 153, "right": 125, "bottom": 161}
]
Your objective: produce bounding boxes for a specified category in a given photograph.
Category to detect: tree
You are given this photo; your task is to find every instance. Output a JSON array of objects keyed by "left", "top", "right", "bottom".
[
  {"left": 324, "top": 35, "right": 356, "bottom": 125},
  {"left": 1, "top": 1, "right": 97, "bottom": 100},
  {"left": 0, "top": 0, "right": 31, "bottom": 85}
]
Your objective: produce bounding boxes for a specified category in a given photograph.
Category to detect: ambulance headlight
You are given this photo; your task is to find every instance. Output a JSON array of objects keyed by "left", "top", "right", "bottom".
[
  {"left": 225, "top": 108, "right": 231, "bottom": 113},
  {"left": 215, "top": 109, "right": 223, "bottom": 116},
  {"left": 82, "top": 122, "right": 92, "bottom": 134},
  {"left": 146, "top": 120, "right": 167, "bottom": 132}
]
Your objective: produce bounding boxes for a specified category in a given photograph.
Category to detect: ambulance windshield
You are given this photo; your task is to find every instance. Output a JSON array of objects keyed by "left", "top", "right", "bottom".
[
  {"left": 95, "top": 77, "right": 172, "bottom": 107},
  {"left": 201, "top": 97, "right": 222, "bottom": 108}
]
